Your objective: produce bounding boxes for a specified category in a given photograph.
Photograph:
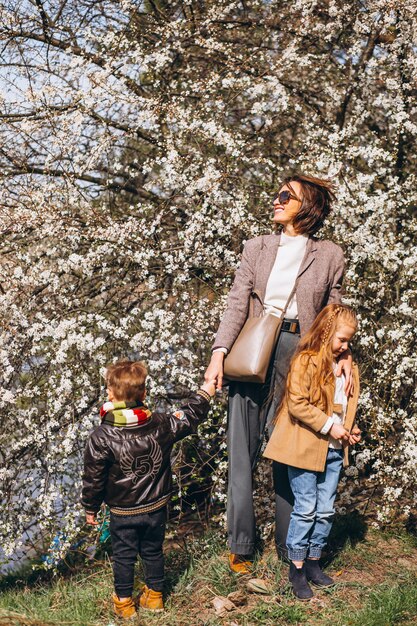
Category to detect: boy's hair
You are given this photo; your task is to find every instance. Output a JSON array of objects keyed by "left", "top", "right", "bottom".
[
  {"left": 280, "top": 174, "right": 337, "bottom": 235},
  {"left": 105, "top": 360, "right": 148, "bottom": 402},
  {"left": 276, "top": 304, "right": 357, "bottom": 421}
]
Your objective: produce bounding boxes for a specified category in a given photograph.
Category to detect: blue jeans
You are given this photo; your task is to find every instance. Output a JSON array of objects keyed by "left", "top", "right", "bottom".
[{"left": 286, "top": 448, "right": 343, "bottom": 561}]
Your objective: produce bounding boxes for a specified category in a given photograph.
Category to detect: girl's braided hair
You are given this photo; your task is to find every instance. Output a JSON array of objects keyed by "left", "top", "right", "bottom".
[{"left": 321, "top": 306, "right": 342, "bottom": 345}]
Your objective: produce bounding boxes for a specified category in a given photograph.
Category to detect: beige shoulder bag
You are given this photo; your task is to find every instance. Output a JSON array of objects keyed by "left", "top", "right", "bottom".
[{"left": 223, "top": 282, "right": 298, "bottom": 384}]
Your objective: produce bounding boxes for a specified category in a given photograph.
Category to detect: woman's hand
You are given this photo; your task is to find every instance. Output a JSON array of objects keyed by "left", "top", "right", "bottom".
[
  {"left": 329, "top": 423, "right": 349, "bottom": 441},
  {"left": 336, "top": 350, "right": 354, "bottom": 397},
  {"left": 205, "top": 351, "right": 225, "bottom": 391},
  {"left": 347, "top": 426, "right": 361, "bottom": 445}
]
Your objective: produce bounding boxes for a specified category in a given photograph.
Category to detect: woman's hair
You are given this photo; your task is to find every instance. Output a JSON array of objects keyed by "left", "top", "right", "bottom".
[
  {"left": 281, "top": 174, "right": 337, "bottom": 235},
  {"left": 106, "top": 359, "right": 148, "bottom": 402},
  {"left": 275, "top": 304, "right": 357, "bottom": 421}
]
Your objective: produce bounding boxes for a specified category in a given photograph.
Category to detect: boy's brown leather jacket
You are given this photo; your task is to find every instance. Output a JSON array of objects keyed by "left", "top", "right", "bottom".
[{"left": 81, "top": 392, "right": 210, "bottom": 516}]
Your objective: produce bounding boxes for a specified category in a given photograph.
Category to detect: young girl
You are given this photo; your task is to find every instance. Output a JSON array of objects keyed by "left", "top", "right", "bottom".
[{"left": 263, "top": 304, "right": 361, "bottom": 600}]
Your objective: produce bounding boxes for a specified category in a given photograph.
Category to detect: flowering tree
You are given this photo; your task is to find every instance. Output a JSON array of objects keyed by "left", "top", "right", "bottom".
[{"left": 0, "top": 0, "right": 416, "bottom": 566}]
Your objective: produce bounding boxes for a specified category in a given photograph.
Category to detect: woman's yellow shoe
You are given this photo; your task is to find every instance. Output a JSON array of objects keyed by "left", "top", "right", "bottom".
[{"left": 228, "top": 553, "right": 252, "bottom": 575}]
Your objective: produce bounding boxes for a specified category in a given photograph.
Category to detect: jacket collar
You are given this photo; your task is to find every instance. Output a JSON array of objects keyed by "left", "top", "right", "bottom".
[
  {"left": 260, "top": 232, "right": 317, "bottom": 276},
  {"left": 308, "top": 352, "right": 359, "bottom": 375},
  {"left": 256, "top": 233, "right": 316, "bottom": 302},
  {"left": 298, "top": 236, "right": 317, "bottom": 278}
]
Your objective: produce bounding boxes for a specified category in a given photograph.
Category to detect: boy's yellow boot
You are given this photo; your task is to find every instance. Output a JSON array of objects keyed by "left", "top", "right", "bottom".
[
  {"left": 139, "top": 585, "right": 164, "bottom": 611},
  {"left": 112, "top": 593, "right": 137, "bottom": 619}
]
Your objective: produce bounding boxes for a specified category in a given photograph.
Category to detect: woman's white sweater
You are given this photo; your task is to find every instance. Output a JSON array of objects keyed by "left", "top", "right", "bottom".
[{"left": 264, "top": 232, "right": 308, "bottom": 319}]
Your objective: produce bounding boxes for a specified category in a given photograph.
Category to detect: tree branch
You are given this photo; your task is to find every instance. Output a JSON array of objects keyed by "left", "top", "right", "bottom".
[
  {"left": 336, "top": 28, "right": 382, "bottom": 129},
  {"left": 6, "top": 165, "right": 154, "bottom": 199}
]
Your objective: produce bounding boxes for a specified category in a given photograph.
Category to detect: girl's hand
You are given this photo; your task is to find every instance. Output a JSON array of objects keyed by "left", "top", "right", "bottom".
[
  {"left": 86, "top": 513, "right": 98, "bottom": 526},
  {"left": 336, "top": 350, "right": 354, "bottom": 397},
  {"left": 329, "top": 423, "right": 350, "bottom": 441},
  {"left": 204, "top": 352, "right": 225, "bottom": 391},
  {"left": 348, "top": 426, "right": 362, "bottom": 445}
]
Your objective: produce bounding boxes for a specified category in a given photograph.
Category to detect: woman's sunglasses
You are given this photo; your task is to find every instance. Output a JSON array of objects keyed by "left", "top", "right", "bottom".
[{"left": 274, "top": 190, "right": 301, "bottom": 205}]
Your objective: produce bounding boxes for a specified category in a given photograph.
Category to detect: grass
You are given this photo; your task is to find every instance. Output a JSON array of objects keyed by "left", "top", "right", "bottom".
[
  {"left": 241, "top": 600, "right": 308, "bottom": 625},
  {"left": 350, "top": 578, "right": 417, "bottom": 626},
  {"left": 1, "top": 519, "right": 417, "bottom": 626}
]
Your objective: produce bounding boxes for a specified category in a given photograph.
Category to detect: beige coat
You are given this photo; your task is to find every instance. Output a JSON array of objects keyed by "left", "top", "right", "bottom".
[
  {"left": 263, "top": 353, "right": 360, "bottom": 472},
  {"left": 213, "top": 233, "right": 345, "bottom": 351}
]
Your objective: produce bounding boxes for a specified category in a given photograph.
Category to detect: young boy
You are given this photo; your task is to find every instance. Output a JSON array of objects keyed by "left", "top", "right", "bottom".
[{"left": 81, "top": 360, "right": 216, "bottom": 618}]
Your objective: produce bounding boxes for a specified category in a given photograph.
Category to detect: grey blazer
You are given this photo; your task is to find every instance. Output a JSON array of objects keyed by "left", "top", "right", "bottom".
[{"left": 213, "top": 233, "right": 345, "bottom": 351}]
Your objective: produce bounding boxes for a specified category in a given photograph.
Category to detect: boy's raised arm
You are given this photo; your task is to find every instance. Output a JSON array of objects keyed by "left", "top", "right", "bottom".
[{"left": 169, "top": 379, "right": 216, "bottom": 442}]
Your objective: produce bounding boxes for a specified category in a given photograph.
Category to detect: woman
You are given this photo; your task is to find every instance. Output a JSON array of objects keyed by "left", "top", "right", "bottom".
[{"left": 204, "top": 174, "right": 352, "bottom": 573}]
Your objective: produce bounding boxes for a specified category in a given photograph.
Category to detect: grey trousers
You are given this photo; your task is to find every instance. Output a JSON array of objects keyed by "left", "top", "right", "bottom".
[{"left": 227, "top": 325, "right": 300, "bottom": 557}]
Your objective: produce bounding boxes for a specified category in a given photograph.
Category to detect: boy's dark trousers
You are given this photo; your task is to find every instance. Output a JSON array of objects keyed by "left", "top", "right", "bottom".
[{"left": 110, "top": 507, "right": 166, "bottom": 597}]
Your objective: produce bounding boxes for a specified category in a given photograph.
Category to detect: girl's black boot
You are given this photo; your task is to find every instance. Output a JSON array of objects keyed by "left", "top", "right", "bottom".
[
  {"left": 288, "top": 563, "right": 314, "bottom": 600},
  {"left": 305, "top": 559, "right": 335, "bottom": 587}
]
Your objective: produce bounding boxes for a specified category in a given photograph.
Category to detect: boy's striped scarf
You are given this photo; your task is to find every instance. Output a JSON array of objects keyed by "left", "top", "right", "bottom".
[{"left": 100, "top": 400, "right": 152, "bottom": 427}]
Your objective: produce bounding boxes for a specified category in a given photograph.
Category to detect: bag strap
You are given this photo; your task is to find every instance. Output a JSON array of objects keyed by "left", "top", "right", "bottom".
[
  {"left": 249, "top": 290, "right": 263, "bottom": 317},
  {"left": 280, "top": 279, "right": 298, "bottom": 320},
  {"left": 250, "top": 279, "right": 298, "bottom": 319}
]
